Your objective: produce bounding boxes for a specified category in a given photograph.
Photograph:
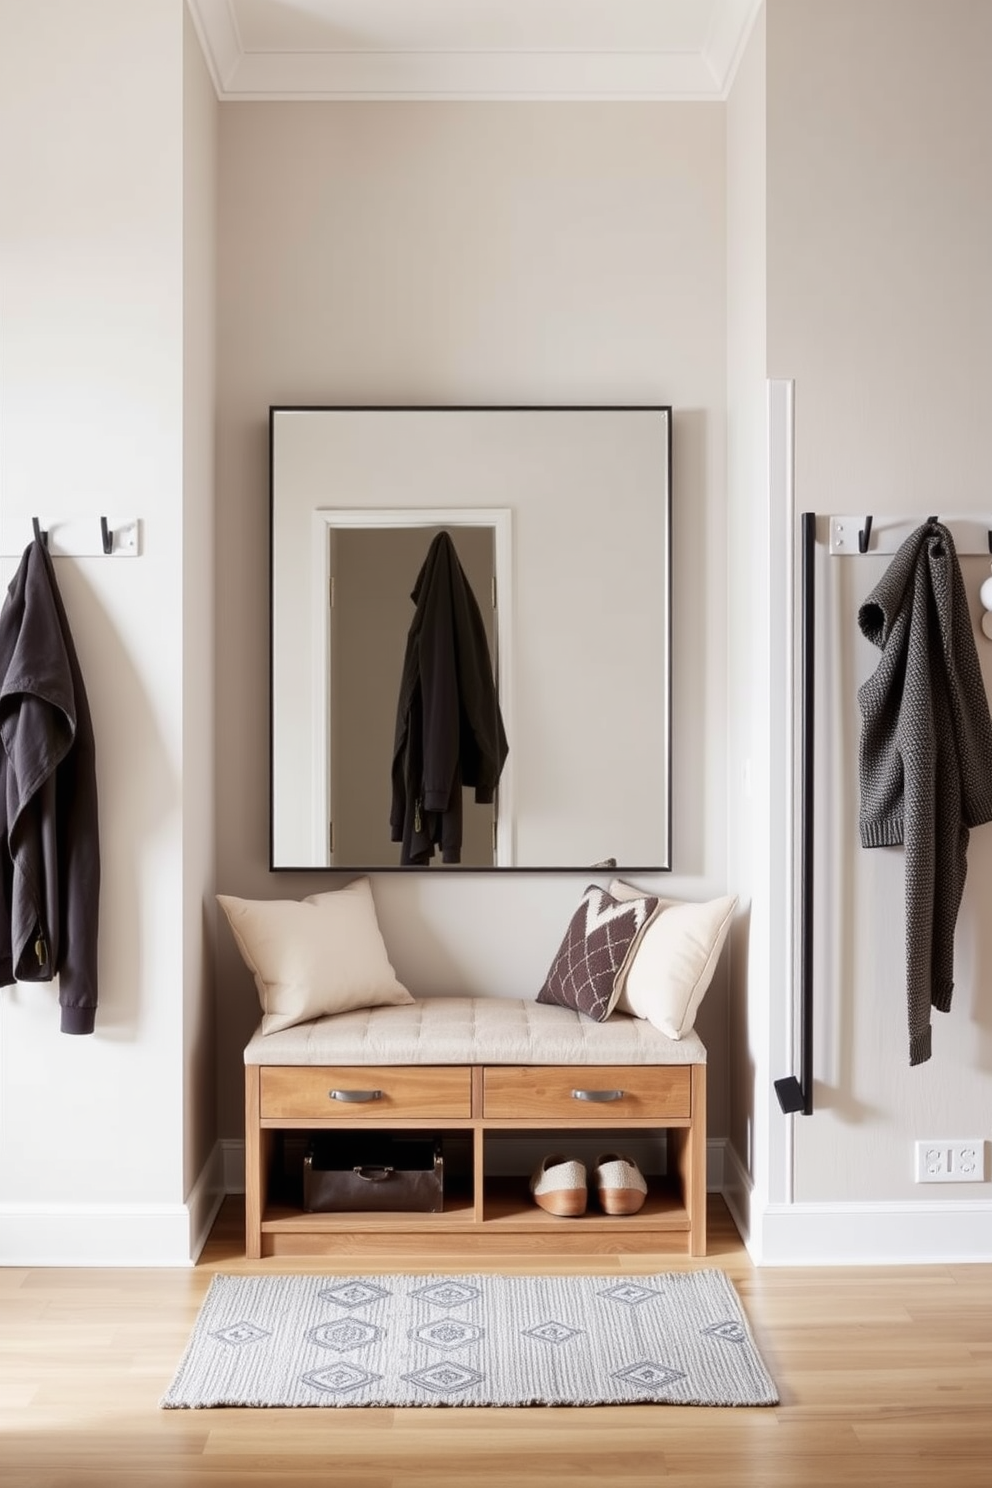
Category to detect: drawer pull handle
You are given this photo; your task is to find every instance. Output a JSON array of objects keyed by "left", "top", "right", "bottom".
[
  {"left": 328, "top": 1089, "right": 384, "bottom": 1103},
  {"left": 571, "top": 1088, "right": 625, "bottom": 1103},
  {"left": 354, "top": 1165, "right": 394, "bottom": 1182}
]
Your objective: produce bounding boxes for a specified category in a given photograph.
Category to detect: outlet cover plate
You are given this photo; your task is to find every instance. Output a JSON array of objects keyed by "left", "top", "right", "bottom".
[{"left": 915, "top": 1139, "right": 987, "bottom": 1183}]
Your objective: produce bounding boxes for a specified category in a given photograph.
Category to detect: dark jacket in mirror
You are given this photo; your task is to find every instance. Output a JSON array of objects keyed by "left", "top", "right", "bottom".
[{"left": 391, "top": 531, "right": 508, "bottom": 864}]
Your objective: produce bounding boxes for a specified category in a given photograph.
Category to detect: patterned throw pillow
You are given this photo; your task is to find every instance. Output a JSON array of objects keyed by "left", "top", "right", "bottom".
[{"left": 536, "top": 885, "right": 660, "bottom": 1022}]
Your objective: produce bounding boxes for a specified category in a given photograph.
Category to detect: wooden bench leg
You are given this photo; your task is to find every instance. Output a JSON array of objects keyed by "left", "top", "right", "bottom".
[{"left": 668, "top": 1063, "right": 707, "bottom": 1256}]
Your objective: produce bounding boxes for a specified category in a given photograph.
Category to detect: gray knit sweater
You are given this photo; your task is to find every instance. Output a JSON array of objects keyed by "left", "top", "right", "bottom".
[{"left": 857, "top": 521, "right": 992, "bottom": 1065}]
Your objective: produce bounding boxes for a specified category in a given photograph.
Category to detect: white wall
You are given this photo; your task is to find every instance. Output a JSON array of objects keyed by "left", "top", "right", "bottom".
[
  {"left": 214, "top": 101, "right": 732, "bottom": 1141},
  {"left": 724, "top": 6, "right": 777, "bottom": 1243},
  {"left": 0, "top": 0, "right": 213, "bottom": 1263},
  {"left": 752, "top": 0, "right": 992, "bottom": 1261}
]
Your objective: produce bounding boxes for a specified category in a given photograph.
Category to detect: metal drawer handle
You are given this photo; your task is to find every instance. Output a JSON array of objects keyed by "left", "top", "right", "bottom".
[
  {"left": 328, "top": 1089, "right": 384, "bottom": 1103},
  {"left": 353, "top": 1165, "right": 394, "bottom": 1182},
  {"left": 571, "top": 1088, "right": 625, "bottom": 1103}
]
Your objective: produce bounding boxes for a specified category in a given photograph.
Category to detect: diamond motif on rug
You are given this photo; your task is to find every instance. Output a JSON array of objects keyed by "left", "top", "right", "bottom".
[
  {"left": 411, "top": 1281, "right": 482, "bottom": 1309},
  {"left": 301, "top": 1363, "right": 382, "bottom": 1396},
  {"left": 522, "top": 1320, "right": 584, "bottom": 1347},
  {"left": 702, "top": 1320, "right": 747, "bottom": 1344},
  {"left": 308, "top": 1320, "right": 385, "bottom": 1353},
  {"left": 208, "top": 1321, "right": 271, "bottom": 1349},
  {"left": 598, "top": 1282, "right": 664, "bottom": 1308},
  {"left": 319, "top": 1281, "right": 392, "bottom": 1310},
  {"left": 411, "top": 1319, "right": 484, "bottom": 1351},
  {"left": 402, "top": 1362, "right": 485, "bottom": 1396},
  {"left": 613, "top": 1361, "right": 686, "bottom": 1390}
]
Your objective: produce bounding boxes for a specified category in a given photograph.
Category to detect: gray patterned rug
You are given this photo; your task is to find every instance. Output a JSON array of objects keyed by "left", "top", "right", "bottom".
[{"left": 161, "top": 1269, "right": 778, "bottom": 1409}]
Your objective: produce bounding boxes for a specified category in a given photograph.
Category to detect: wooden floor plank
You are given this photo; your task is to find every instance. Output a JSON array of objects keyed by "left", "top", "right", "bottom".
[{"left": 0, "top": 1196, "right": 989, "bottom": 1487}]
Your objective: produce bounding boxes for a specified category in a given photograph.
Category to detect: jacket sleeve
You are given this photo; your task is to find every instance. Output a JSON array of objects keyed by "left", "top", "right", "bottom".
[
  {"left": 417, "top": 540, "right": 463, "bottom": 814},
  {"left": 447, "top": 558, "right": 507, "bottom": 803},
  {"left": 936, "top": 542, "right": 992, "bottom": 829},
  {"left": 0, "top": 543, "right": 100, "bottom": 1032}
]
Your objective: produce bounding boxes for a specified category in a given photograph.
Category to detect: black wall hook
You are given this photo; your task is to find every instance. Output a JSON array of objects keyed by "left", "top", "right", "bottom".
[
  {"left": 858, "top": 514, "right": 873, "bottom": 553},
  {"left": 32, "top": 517, "right": 48, "bottom": 549},
  {"left": 100, "top": 516, "right": 113, "bottom": 555}
]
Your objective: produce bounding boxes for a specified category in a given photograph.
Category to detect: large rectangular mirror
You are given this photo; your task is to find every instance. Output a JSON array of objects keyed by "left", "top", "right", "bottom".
[{"left": 270, "top": 405, "right": 672, "bottom": 871}]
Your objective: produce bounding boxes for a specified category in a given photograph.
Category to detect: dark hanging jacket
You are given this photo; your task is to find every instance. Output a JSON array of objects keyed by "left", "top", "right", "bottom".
[
  {"left": 0, "top": 538, "right": 101, "bottom": 1033},
  {"left": 857, "top": 520, "right": 992, "bottom": 1065},
  {"left": 391, "top": 531, "right": 508, "bottom": 864}
]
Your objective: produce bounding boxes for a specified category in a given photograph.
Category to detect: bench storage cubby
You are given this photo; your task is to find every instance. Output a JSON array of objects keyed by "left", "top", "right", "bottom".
[{"left": 244, "top": 996, "right": 707, "bottom": 1259}]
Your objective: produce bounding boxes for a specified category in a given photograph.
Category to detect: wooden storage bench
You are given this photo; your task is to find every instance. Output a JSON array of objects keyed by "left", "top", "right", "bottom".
[{"left": 244, "top": 996, "right": 707, "bottom": 1259}]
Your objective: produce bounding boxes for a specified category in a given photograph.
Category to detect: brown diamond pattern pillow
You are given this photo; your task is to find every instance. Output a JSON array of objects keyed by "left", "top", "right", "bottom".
[{"left": 536, "top": 885, "right": 660, "bottom": 1022}]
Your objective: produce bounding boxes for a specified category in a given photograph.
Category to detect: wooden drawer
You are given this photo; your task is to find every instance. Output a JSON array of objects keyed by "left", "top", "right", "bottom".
[
  {"left": 260, "top": 1065, "right": 472, "bottom": 1120},
  {"left": 483, "top": 1065, "right": 691, "bottom": 1120}
]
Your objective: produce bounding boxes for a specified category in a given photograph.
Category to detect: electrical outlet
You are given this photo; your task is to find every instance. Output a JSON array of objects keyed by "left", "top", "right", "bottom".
[{"left": 914, "top": 1139, "right": 987, "bottom": 1183}]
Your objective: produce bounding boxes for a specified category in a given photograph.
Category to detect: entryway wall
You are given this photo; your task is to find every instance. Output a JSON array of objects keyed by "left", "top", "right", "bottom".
[
  {"left": 3, "top": 0, "right": 989, "bottom": 1266},
  {"left": 726, "top": 2, "right": 992, "bottom": 1263},
  {"left": 213, "top": 98, "right": 733, "bottom": 1147}
]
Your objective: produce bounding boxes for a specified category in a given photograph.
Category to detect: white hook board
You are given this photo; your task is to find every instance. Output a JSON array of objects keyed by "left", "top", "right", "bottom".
[
  {"left": 0, "top": 517, "right": 141, "bottom": 558},
  {"left": 829, "top": 514, "right": 991, "bottom": 558}
]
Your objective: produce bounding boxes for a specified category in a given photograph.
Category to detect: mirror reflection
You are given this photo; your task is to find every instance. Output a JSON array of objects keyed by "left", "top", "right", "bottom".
[
  {"left": 337, "top": 522, "right": 506, "bottom": 867},
  {"left": 270, "top": 406, "right": 672, "bottom": 871}
]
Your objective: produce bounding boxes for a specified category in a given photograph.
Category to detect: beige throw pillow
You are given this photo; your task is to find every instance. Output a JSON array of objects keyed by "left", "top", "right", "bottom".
[
  {"left": 609, "top": 879, "right": 738, "bottom": 1039},
  {"left": 217, "top": 876, "right": 413, "bottom": 1034}
]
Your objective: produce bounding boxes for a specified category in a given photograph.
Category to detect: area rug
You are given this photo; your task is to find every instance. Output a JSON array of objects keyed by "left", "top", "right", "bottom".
[{"left": 161, "top": 1269, "right": 778, "bottom": 1409}]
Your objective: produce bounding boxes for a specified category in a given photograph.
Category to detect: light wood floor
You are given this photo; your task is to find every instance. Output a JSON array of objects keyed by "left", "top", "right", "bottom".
[{"left": 1, "top": 1195, "right": 990, "bottom": 1487}]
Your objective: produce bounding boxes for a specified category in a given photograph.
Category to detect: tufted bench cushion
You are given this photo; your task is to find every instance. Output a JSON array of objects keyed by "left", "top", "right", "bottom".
[{"left": 243, "top": 995, "right": 707, "bottom": 1067}]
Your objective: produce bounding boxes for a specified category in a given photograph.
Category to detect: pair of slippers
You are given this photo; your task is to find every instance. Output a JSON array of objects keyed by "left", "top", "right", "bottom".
[{"left": 529, "top": 1152, "right": 647, "bottom": 1217}]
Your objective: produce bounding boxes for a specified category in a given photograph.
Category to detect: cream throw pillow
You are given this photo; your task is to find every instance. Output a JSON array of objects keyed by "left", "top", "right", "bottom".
[
  {"left": 217, "top": 876, "right": 413, "bottom": 1034},
  {"left": 609, "top": 879, "right": 737, "bottom": 1039}
]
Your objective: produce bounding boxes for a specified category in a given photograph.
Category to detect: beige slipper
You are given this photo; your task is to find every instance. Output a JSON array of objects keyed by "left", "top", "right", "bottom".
[
  {"left": 593, "top": 1153, "right": 648, "bottom": 1215},
  {"left": 529, "top": 1154, "right": 588, "bottom": 1217}
]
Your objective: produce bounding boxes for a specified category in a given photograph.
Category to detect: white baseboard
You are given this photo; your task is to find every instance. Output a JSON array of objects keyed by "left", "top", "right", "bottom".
[
  {"left": 0, "top": 1202, "right": 194, "bottom": 1266},
  {"left": 0, "top": 1141, "right": 228, "bottom": 1267},
  {"left": 18, "top": 1136, "right": 984, "bottom": 1267},
  {"left": 721, "top": 1139, "right": 758, "bottom": 1260},
  {"left": 186, "top": 1141, "right": 227, "bottom": 1261},
  {"left": 757, "top": 1199, "right": 992, "bottom": 1265},
  {"left": 721, "top": 1139, "right": 992, "bottom": 1265}
]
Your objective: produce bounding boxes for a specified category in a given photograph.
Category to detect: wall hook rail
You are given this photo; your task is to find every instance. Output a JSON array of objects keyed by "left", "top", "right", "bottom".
[
  {"left": 1, "top": 516, "right": 141, "bottom": 559},
  {"left": 830, "top": 515, "right": 992, "bottom": 557}
]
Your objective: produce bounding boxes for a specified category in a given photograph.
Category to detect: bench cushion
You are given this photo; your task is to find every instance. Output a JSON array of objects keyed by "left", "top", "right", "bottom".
[{"left": 243, "top": 995, "right": 706, "bottom": 1067}]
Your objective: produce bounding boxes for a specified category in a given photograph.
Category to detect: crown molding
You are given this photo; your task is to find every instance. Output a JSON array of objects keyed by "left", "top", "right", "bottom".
[{"left": 186, "top": 0, "right": 763, "bottom": 103}]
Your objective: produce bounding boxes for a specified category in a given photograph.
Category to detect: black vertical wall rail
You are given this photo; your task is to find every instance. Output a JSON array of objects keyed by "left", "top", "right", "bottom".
[{"left": 775, "top": 511, "right": 816, "bottom": 1116}]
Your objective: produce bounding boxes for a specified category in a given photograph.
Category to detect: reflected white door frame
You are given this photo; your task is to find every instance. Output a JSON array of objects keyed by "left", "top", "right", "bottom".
[{"left": 310, "top": 507, "right": 515, "bottom": 867}]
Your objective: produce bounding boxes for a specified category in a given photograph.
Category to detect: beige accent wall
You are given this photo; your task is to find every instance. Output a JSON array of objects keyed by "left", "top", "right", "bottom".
[
  {"left": 182, "top": 1, "right": 219, "bottom": 1203},
  {"left": 766, "top": 0, "right": 992, "bottom": 1203},
  {"left": 215, "top": 101, "right": 730, "bottom": 1140},
  {"left": 725, "top": 6, "right": 770, "bottom": 1223}
]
